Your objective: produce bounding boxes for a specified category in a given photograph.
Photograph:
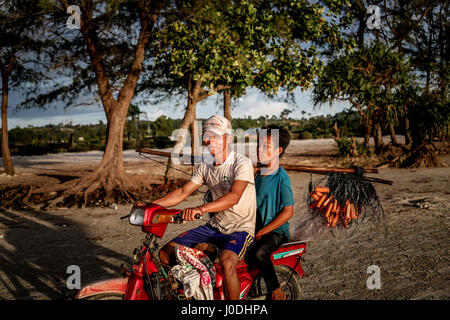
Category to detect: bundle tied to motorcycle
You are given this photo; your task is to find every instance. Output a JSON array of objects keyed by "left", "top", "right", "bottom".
[{"left": 290, "top": 166, "right": 389, "bottom": 242}]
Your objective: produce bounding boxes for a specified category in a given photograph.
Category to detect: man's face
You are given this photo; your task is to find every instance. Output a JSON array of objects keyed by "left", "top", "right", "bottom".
[
  {"left": 258, "top": 135, "right": 281, "bottom": 164},
  {"left": 203, "top": 131, "right": 226, "bottom": 156}
]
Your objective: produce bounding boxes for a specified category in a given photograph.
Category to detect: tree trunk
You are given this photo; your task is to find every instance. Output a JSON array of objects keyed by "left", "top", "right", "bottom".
[
  {"left": 190, "top": 111, "right": 199, "bottom": 174},
  {"left": 97, "top": 103, "right": 128, "bottom": 198},
  {"left": 223, "top": 90, "right": 231, "bottom": 122},
  {"left": 166, "top": 99, "right": 198, "bottom": 181},
  {"left": 388, "top": 123, "right": 398, "bottom": 145},
  {"left": 404, "top": 115, "right": 412, "bottom": 146},
  {"left": 24, "top": 1, "right": 162, "bottom": 207},
  {"left": 166, "top": 78, "right": 205, "bottom": 181},
  {"left": 373, "top": 122, "right": 384, "bottom": 154},
  {"left": 69, "top": 133, "right": 74, "bottom": 149},
  {"left": 350, "top": 98, "right": 370, "bottom": 147},
  {"left": 364, "top": 118, "right": 372, "bottom": 148},
  {"left": 1, "top": 74, "right": 14, "bottom": 176}
]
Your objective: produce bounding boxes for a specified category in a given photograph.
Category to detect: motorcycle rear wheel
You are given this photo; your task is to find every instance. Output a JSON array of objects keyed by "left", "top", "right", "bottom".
[
  {"left": 79, "top": 293, "right": 124, "bottom": 300},
  {"left": 250, "top": 265, "right": 301, "bottom": 300},
  {"left": 276, "top": 265, "right": 301, "bottom": 300}
]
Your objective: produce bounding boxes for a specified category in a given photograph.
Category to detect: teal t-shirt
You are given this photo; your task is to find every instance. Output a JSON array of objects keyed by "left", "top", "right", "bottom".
[{"left": 255, "top": 167, "right": 294, "bottom": 240}]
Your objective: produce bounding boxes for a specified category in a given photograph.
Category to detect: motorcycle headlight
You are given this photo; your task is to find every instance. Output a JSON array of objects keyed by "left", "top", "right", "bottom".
[
  {"left": 152, "top": 213, "right": 175, "bottom": 224},
  {"left": 129, "top": 208, "right": 146, "bottom": 226}
]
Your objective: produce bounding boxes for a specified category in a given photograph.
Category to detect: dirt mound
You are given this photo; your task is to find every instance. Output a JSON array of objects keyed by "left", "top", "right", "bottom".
[
  {"left": 401, "top": 144, "right": 446, "bottom": 168},
  {"left": 0, "top": 178, "right": 188, "bottom": 210}
]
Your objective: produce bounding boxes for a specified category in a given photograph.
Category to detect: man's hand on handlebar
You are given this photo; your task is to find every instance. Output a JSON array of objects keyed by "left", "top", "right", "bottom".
[{"left": 182, "top": 207, "right": 203, "bottom": 221}]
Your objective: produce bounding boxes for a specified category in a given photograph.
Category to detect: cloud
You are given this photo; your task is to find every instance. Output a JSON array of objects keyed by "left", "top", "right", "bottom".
[
  {"left": 139, "top": 108, "right": 165, "bottom": 121},
  {"left": 233, "top": 93, "right": 289, "bottom": 119},
  {"left": 8, "top": 110, "right": 107, "bottom": 128}
]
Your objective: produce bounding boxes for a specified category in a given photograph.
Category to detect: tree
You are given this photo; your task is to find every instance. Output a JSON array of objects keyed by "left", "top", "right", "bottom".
[
  {"left": 313, "top": 42, "right": 411, "bottom": 154},
  {"left": 280, "top": 108, "right": 292, "bottom": 121},
  {"left": 0, "top": 45, "right": 15, "bottom": 176},
  {"left": 396, "top": 1, "right": 448, "bottom": 146},
  {"left": 0, "top": 0, "right": 48, "bottom": 176},
  {"left": 23, "top": 0, "right": 166, "bottom": 206},
  {"left": 378, "top": 0, "right": 446, "bottom": 147},
  {"left": 149, "top": 0, "right": 346, "bottom": 178}
]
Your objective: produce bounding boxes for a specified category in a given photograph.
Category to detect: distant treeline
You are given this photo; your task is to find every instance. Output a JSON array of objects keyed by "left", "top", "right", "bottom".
[{"left": 1, "top": 110, "right": 407, "bottom": 156}]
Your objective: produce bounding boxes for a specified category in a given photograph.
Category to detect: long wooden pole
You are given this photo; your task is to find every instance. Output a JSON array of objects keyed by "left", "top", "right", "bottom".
[
  {"left": 281, "top": 165, "right": 378, "bottom": 174},
  {"left": 137, "top": 148, "right": 392, "bottom": 185}
]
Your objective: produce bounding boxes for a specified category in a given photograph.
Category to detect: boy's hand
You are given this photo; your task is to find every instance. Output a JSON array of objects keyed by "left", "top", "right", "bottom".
[
  {"left": 254, "top": 230, "right": 266, "bottom": 242},
  {"left": 182, "top": 207, "right": 204, "bottom": 221}
]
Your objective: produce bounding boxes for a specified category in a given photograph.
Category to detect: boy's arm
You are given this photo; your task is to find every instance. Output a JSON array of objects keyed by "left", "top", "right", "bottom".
[
  {"left": 152, "top": 180, "right": 202, "bottom": 208},
  {"left": 255, "top": 205, "right": 293, "bottom": 241},
  {"left": 183, "top": 180, "right": 249, "bottom": 220}
]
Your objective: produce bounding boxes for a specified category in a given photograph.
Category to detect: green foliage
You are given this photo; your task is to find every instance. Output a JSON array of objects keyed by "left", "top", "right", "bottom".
[
  {"left": 151, "top": 116, "right": 179, "bottom": 137},
  {"left": 299, "top": 131, "right": 313, "bottom": 139},
  {"left": 6, "top": 123, "right": 107, "bottom": 156},
  {"left": 314, "top": 42, "right": 410, "bottom": 115},
  {"left": 336, "top": 137, "right": 370, "bottom": 157},
  {"left": 151, "top": 136, "right": 175, "bottom": 149},
  {"left": 231, "top": 118, "right": 260, "bottom": 131},
  {"left": 336, "top": 137, "right": 352, "bottom": 155},
  {"left": 149, "top": 0, "right": 349, "bottom": 103},
  {"left": 18, "top": 0, "right": 167, "bottom": 109},
  {"left": 313, "top": 1, "right": 449, "bottom": 151},
  {"left": 402, "top": 87, "right": 450, "bottom": 143}
]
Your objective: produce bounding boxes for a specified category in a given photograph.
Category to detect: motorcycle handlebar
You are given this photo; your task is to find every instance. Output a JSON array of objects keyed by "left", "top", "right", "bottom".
[
  {"left": 121, "top": 204, "right": 202, "bottom": 223},
  {"left": 173, "top": 211, "right": 202, "bottom": 223}
]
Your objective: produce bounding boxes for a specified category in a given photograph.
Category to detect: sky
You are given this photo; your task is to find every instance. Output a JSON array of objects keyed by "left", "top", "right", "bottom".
[{"left": 6, "top": 86, "right": 350, "bottom": 129}]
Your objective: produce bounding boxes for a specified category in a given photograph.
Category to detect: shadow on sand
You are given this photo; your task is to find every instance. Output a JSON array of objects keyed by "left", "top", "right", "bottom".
[{"left": 0, "top": 208, "right": 131, "bottom": 300}]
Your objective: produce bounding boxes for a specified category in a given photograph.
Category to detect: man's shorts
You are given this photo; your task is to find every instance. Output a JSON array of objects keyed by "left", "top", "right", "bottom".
[{"left": 171, "top": 224, "right": 254, "bottom": 259}]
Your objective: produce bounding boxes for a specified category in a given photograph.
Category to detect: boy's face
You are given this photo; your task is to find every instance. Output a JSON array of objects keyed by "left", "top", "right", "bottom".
[{"left": 258, "top": 135, "right": 282, "bottom": 164}]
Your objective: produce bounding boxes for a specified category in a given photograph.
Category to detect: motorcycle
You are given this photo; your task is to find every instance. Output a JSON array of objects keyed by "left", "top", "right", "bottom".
[{"left": 74, "top": 203, "right": 307, "bottom": 300}]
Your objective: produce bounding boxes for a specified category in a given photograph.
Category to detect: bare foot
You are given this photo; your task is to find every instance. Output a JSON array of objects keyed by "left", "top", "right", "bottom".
[{"left": 271, "top": 287, "right": 286, "bottom": 300}]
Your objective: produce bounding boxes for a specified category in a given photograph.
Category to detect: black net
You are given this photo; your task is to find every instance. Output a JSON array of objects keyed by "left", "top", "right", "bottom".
[{"left": 290, "top": 167, "right": 386, "bottom": 241}]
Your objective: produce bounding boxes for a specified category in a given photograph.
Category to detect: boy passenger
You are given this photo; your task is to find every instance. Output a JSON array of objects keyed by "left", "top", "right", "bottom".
[{"left": 248, "top": 125, "right": 294, "bottom": 300}]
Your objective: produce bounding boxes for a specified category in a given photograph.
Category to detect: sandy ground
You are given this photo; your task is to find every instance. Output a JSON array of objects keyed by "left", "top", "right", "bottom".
[{"left": 0, "top": 138, "right": 449, "bottom": 300}]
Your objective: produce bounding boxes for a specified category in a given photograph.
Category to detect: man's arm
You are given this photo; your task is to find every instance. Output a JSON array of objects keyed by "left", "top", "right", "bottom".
[
  {"left": 254, "top": 205, "right": 293, "bottom": 241},
  {"left": 152, "top": 180, "right": 202, "bottom": 208},
  {"left": 183, "top": 180, "right": 249, "bottom": 220}
]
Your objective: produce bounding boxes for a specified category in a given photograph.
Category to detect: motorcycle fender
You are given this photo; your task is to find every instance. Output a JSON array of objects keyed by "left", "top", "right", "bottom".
[
  {"left": 271, "top": 245, "right": 307, "bottom": 278},
  {"left": 74, "top": 277, "right": 128, "bottom": 299},
  {"left": 273, "top": 256, "right": 305, "bottom": 278}
]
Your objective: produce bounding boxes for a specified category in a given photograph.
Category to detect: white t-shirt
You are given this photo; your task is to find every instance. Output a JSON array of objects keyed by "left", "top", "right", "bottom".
[{"left": 191, "top": 151, "right": 257, "bottom": 236}]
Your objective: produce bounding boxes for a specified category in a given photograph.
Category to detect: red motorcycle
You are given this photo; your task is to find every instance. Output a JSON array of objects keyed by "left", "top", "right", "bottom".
[{"left": 74, "top": 203, "right": 307, "bottom": 300}]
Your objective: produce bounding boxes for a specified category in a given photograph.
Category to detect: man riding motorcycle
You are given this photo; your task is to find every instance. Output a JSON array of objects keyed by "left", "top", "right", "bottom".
[{"left": 152, "top": 115, "right": 256, "bottom": 300}]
